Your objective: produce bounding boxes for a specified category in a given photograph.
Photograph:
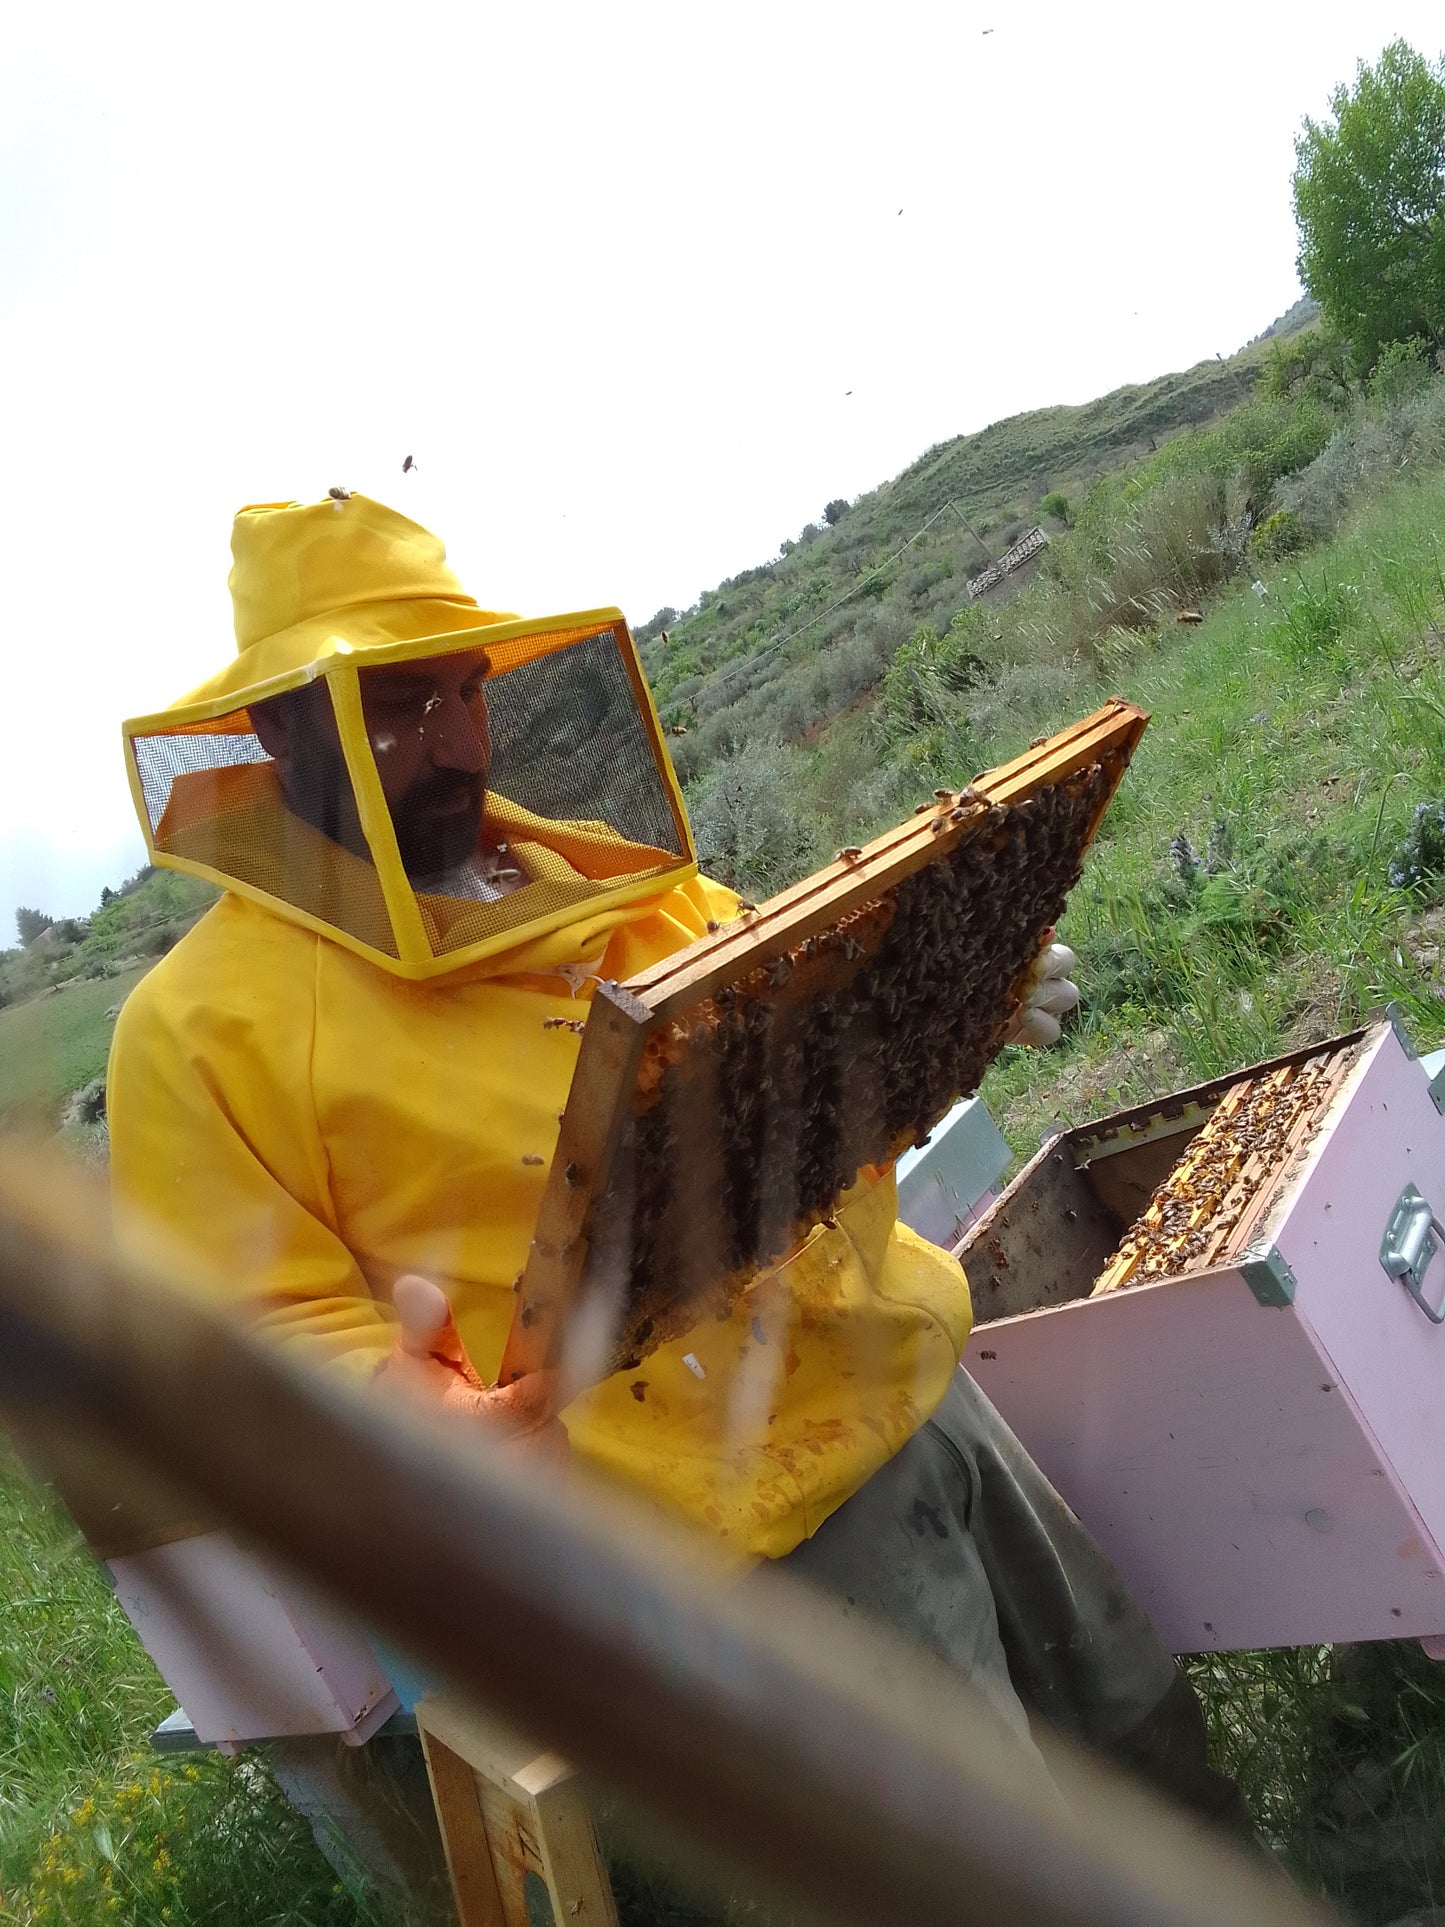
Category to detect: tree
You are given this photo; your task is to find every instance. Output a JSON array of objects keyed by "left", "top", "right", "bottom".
[
  {"left": 1038, "top": 490, "right": 1070, "bottom": 525},
  {"left": 15, "top": 907, "right": 54, "bottom": 946},
  {"left": 822, "top": 498, "right": 848, "bottom": 526},
  {"left": 1293, "top": 40, "right": 1445, "bottom": 368}
]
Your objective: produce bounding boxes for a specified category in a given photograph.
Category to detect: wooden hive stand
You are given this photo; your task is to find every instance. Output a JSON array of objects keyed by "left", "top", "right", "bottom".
[{"left": 417, "top": 1695, "right": 618, "bottom": 1927}]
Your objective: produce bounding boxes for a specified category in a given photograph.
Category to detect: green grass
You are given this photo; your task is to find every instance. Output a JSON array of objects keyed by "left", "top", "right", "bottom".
[
  {"left": 0, "top": 1454, "right": 394, "bottom": 1926},
  {"left": 0, "top": 967, "right": 151, "bottom": 1131},
  {"left": 975, "top": 462, "right": 1445, "bottom": 1155}
]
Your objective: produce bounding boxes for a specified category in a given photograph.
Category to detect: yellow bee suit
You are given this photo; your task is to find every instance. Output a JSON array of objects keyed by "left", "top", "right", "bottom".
[
  {"left": 109, "top": 872, "right": 972, "bottom": 1562},
  {"left": 110, "top": 493, "right": 973, "bottom": 1562}
]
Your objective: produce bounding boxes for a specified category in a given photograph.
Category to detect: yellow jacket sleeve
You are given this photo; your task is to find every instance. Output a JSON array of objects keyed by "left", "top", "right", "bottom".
[{"left": 107, "top": 911, "right": 397, "bottom": 1379}]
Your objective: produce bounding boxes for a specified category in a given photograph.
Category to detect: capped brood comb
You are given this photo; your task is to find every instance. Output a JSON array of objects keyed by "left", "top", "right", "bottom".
[
  {"left": 1089, "top": 1035, "right": 1365, "bottom": 1296},
  {"left": 500, "top": 699, "right": 1148, "bottom": 1388}
]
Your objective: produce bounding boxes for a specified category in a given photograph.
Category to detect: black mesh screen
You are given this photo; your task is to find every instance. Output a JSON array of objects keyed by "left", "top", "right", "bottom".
[{"left": 484, "top": 631, "right": 685, "bottom": 854}]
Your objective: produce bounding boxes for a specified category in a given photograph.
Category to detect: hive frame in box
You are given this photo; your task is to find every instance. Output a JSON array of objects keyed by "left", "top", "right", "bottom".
[{"left": 499, "top": 698, "right": 1147, "bottom": 1388}]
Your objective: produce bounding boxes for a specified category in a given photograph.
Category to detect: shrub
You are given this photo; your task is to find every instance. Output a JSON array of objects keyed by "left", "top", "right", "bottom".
[
  {"left": 1257, "top": 325, "right": 1354, "bottom": 406},
  {"left": 1249, "top": 510, "right": 1306, "bottom": 562},
  {"left": 823, "top": 498, "right": 848, "bottom": 525},
  {"left": 878, "top": 622, "right": 986, "bottom": 740},
  {"left": 1275, "top": 369, "right": 1445, "bottom": 537},
  {"left": 1038, "top": 490, "right": 1070, "bottom": 524},
  {"left": 1368, "top": 336, "right": 1435, "bottom": 406},
  {"left": 685, "top": 741, "right": 827, "bottom": 897},
  {"left": 1389, "top": 800, "right": 1445, "bottom": 891},
  {"left": 966, "top": 657, "right": 1095, "bottom": 762}
]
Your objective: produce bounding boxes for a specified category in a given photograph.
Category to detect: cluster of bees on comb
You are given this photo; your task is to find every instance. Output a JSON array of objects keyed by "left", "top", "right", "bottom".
[
  {"left": 584, "top": 760, "right": 1118, "bottom": 1373},
  {"left": 1091, "top": 1040, "right": 1362, "bottom": 1295}
]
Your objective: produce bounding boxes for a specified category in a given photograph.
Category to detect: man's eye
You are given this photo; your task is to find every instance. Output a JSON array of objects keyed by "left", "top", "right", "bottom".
[{"left": 369, "top": 686, "right": 433, "bottom": 714}]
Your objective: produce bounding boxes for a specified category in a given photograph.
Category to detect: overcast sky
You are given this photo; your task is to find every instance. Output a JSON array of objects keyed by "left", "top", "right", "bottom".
[{"left": 3, "top": 2, "right": 1442, "bottom": 931}]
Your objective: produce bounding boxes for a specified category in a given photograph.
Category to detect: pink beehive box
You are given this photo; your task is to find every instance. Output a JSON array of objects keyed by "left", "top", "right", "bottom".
[
  {"left": 106, "top": 1534, "right": 398, "bottom": 1751},
  {"left": 958, "top": 1016, "right": 1445, "bottom": 1657}
]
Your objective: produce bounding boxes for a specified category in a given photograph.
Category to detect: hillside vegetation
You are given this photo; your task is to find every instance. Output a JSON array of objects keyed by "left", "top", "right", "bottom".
[
  {"left": 639, "top": 311, "right": 1317, "bottom": 820},
  {"left": 0, "top": 868, "right": 215, "bottom": 1128}
]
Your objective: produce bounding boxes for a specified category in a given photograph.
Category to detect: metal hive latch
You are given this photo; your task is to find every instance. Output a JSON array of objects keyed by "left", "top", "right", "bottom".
[{"left": 1381, "top": 1183, "right": 1445, "bottom": 1324}]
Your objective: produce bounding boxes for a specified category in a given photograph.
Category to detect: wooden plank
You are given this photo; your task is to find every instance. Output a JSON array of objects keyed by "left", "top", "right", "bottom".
[
  {"left": 418, "top": 1720, "right": 509, "bottom": 1927},
  {"left": 629, "top": 700, "right": 1146, "bottom": 1015},
  {"left": 1066, "top": 1025, "right": 1370, "bottom": 1166},
  {"left": 418, "top": 1694, "right": 556, "bottom": 1789},
  {"left": 420, "top": 1695, "right": 619, "bottom": 1927},
  {"left": 527, "top": 1775, "right": 621, "bottom": 1927},
  {"left": 497, "top": 984, "right": 656, "bottom": 1386}
]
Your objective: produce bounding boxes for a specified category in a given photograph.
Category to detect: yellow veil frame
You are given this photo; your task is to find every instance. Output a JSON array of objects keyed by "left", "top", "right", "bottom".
[{"left": 122, "top": 607, "right": 698, "bottom": 981}]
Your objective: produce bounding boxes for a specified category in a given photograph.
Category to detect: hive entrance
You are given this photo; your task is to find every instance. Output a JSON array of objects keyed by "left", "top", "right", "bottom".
[{"left": 501, "top": 701, "right": 1148, "bottom": 1387}]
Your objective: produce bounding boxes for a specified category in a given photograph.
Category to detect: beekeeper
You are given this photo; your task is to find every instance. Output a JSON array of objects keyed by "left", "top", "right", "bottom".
[{"left": 108, "top": 493, "right": 1240, "bottom": 1823}]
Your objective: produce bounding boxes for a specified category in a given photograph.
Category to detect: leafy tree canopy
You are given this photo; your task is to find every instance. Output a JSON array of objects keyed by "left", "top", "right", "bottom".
[
  {"left": 1293, "top": 40, "right": 1445, "bottom": 368},
  {"left": 15, "top": 907, "right": 55, "bottom": 946}
]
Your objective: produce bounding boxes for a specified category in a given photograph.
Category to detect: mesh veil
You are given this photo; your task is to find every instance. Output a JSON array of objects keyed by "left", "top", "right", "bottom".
[{"left": 125, "top": 614, "right": 694, "bottom": 976}]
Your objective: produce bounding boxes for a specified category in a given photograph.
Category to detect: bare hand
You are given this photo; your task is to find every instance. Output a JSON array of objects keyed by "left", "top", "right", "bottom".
[{"left": 378, "top": 1275, "right": 569, "bottom": 1467}]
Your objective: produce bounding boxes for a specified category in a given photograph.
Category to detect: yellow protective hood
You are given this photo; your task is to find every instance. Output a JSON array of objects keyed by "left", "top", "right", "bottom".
[{"left": 123, "top": 495, "right": 696, "bottom": 979}]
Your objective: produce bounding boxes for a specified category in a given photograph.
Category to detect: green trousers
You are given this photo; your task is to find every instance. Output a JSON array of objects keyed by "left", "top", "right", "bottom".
[{"left": 776, "top": 1368, "right": 1249, "bottom": 1833}]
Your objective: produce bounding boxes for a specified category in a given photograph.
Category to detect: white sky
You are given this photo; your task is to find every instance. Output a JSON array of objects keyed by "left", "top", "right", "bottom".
[{"left": 2, "top": 1, "right": 1441, "bottom": 932}]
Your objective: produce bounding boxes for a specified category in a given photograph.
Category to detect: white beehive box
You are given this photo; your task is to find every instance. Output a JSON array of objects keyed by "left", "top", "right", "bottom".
[
  {"left": 958, "top": 1017, "right": 1445, "bottom": 1656},
  {"left": 896, "top": 1095, "right": 1012, "bottom": 1247}
]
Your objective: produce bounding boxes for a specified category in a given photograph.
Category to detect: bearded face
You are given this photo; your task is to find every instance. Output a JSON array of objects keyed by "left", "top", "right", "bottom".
[{"left": 254, "top": 651, "right": 493, "bottom": 881}]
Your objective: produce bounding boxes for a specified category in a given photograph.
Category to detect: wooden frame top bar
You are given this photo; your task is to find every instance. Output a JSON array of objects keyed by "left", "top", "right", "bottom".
[{"left": 630, "top": 700, "right": 1147, "bottom": 1019}]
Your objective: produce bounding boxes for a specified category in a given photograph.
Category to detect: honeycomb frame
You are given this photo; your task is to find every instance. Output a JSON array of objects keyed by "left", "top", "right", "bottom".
[{"left": 500, "top": 700, "right": 1148, "bottom": 1386}]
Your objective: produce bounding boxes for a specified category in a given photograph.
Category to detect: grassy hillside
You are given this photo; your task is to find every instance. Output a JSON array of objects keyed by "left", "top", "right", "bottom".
[
  {"left": 979, "top": 452, "right": 1445, "bottom": 1150},
  {"left": 0, "top": 868, "right": 215, "bottom": 1127},
  {"left": 0, "top": 966, "right": 152, "bottom": 1130},
  {"left": 639, "top": 312, "right": 1319, "bottom": 821}
]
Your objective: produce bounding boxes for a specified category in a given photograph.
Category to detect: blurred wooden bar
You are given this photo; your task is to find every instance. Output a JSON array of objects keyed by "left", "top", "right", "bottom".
[{"left": 0, "top": 1141, "right": 1337, "bottom": 1927}]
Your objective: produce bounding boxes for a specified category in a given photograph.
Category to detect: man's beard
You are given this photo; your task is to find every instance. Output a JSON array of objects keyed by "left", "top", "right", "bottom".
[
  {"left": 282, "top": 728, "right": 484, "bottom": 880},
  {"left": 392, "top": 767, "right": 486, "bottom": 880}
]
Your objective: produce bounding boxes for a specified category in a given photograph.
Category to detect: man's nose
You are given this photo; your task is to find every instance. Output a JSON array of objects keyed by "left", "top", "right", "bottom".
[{"left": 425, "top": 691, "right": 489, "bottom": 772}]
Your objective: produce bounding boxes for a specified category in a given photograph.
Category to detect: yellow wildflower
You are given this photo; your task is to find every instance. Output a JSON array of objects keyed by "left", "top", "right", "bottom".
[{"left": 152, "top": 1847, "right": 171, "bottom": 1872}]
